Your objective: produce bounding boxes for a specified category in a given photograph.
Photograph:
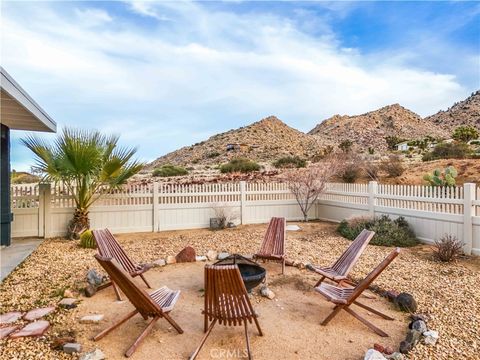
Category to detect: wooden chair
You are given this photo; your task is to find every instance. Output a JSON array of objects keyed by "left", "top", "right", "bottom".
[
  {"left": 314, "top": 248, "right": 400, "bottom": 337},
  {"left": 93, "top": 229, "right": 152, "bottom": 300},
  {"left": 93, "top": 254, "right": 183, "bottom": 357},
  {"left": 189, "top": 265, "right": 263, "bottom": 360},
  {"left": 312, "top": 229, "right": 375, "bottom": 287},
  {"left": 254, "top": 217, "right": 286, "bottom": 274}
]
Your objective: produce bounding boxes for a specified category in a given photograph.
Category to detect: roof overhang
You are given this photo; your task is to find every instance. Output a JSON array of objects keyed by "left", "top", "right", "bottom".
[{"left": 0, "top": 67, "right": 56, "bottom": 132}]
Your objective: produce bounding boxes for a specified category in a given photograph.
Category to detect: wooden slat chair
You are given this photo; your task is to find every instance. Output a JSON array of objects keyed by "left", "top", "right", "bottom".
[
  {"left": 254, "top": 217, "right": 286, "bottom": 274},
  {"left": 189, "top": 265, "right": 263, "bottom": 360},
  {"left": 93, "top": 254, "right": 183, "bottom": 357},
  {"left": 315, "top": 248, "right": 400, "bottom": 337},
  {"left": 312, "top": 229, "right": 375, "bottom": 287},
  {"left": 93, "top": 229, "right": 152, "bottom": 300}
]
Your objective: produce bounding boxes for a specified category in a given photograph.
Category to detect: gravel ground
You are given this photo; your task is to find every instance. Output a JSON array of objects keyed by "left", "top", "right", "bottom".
[{"left": 1, "top": 221, "right": 479, "bottom": 359}]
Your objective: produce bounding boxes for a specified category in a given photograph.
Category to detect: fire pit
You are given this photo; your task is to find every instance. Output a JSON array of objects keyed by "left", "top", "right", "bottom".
[{"left": 214, "top": 254, "right": 266, "bottom": 292}]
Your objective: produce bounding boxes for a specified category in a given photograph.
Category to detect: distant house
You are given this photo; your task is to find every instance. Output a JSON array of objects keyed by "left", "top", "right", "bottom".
[{"left": 396, "top": 141, "right": 410, "bottom": 151}]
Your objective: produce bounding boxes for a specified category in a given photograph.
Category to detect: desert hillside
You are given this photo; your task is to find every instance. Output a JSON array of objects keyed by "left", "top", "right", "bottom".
[
  {"left": 425, "top": 90, "right": 480, "bottom": 132},
  {"left": 308, "top": 104, "right": 449, "bottom": 151}
]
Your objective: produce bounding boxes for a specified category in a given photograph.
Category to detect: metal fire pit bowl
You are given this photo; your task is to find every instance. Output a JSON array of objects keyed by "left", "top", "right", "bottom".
[{"left": 214, "top": 254, "right": 266, "bottom": 292}]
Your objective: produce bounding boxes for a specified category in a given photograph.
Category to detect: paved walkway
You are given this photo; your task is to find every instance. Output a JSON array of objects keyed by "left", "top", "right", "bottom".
[{"left": 1, "top": 238, "right": 43, "bottom": 282}]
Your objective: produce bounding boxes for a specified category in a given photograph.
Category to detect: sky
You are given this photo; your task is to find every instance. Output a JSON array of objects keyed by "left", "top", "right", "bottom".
[{"left": 2, "top": 1, "right": 479, "bottom": 171}]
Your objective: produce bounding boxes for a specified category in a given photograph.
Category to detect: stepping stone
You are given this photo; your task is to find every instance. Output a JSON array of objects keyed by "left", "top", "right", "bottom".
[
  {"left": 23, "top": 306, "right": 55, "bottom": 321},
  {"left": 0, "top": 326, "right": 19, "bottom": 339},
  {"left": 0, "top": 311, "right": 24, "bottom": 324},
  {"left": 59, "top": 298, "right": 78, "bottom": 309},
  {"left": 80, "top": 314, "right": 104, "bottom": 323},
  {"left": 9, "top": 320, "right": 50, "bottom": 338}
]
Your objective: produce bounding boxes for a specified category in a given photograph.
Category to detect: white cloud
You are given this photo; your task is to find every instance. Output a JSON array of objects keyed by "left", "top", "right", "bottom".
[{"left": 74, "top": 8, "right": 113, "bottom": 27}]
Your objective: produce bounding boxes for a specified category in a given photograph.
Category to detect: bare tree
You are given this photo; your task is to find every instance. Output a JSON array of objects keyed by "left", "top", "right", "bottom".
[{"left": 282, "top": 157, "right": 343, "bottom": 222}]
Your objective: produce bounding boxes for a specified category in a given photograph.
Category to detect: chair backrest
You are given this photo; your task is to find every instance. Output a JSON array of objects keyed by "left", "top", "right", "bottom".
[
  {"left": 257, "top": 217, "right": 286, "bottom": 256},
  {"left": 204, "top": 264, "right": 256, "bottom": 326},
  {"left": 331, "top": 229, "right": 375, "bottom": 276},
  {"left": 348, "top": 248, "right": 400, "bottom": 303},
  {"left": 93, "top": 229, "right": 137, "bottom": 274},
  {"left": 94, "top": 254, "right": 161, "bottom": 317}
]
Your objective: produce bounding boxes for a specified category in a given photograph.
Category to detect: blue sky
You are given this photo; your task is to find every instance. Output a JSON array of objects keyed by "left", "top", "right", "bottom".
[{"left": 2, "top": 1, "right": 479, "bottom": 171}]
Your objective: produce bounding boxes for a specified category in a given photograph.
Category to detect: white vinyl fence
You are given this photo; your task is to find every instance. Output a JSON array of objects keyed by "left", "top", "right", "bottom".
[{"left": 11, "top": 181, "right": 480, "bottom": 256}]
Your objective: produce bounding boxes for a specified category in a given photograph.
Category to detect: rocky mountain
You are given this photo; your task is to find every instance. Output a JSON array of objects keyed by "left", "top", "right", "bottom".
[
  {"left": 425, "top": 91, "right": 480, "bottom": 132},
  {"left": 308, "top": 104, "right": 449, "bottom": 151},
  {"left": 148, "top": 116, "right": 320, "bottom": 168}
]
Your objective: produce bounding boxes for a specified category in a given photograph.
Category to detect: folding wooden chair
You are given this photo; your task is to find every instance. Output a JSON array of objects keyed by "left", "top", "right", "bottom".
[
  {"left": 93, "top": 229, "right": 152, "bottom": 300},
  {"left": 315, "top": 248, "right": 400, "bottom": 337},
  {"left": 254, "top": 217, "right": 286, "bottom": 274},
  {"left": 93, "top": 254, "right": 183, "bottom": 357},
  {"left": 189, "top": 265, "right": 263, "bottom": 360},
  {"left": 312, "top": 229, "right": 375, "bottom": 287}
]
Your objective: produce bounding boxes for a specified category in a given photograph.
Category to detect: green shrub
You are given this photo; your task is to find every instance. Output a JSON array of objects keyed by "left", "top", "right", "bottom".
[
  {"left": 452, "top": 125, "right": 479, "bottom": 143},
  {"left": 153, "top": 165, "right": 189, "bottom": 177},
  {"left": 339, "top": 140, "right": 353, "bottom": 153},
  {"left": 79, "top": 230, "right": 96, "bottom": 249},
  {"left": 206, "top": 151, "right": 221, "bottom": 159},
  {"left": 337, "top": 215, "right": 418, "bottom": 247},
  {"left": 220, "top": 158, "right": 260, "bottom": 173},
  {"left": 272, "top": 156, "right": 306, "bottom": 169},
  {"left": 422, "top": 142, "right": 470, "bottom": 161}
]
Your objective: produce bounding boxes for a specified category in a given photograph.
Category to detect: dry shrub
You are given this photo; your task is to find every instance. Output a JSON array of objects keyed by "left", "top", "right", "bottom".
[
  {"left": 434, "top": 234, "right": 464, "bottom": 262},
  {"left": 211, "top": 203, "right": 239, "bottom": 228},
  {"left": 380, "top": 155, "right": 405, "bottom": 177}
]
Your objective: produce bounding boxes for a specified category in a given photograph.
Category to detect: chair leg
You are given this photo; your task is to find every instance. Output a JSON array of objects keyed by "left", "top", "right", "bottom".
[
  {"left": 189, "top": 318, "right": 217, "bottom": 360},
  {"left": 244, "top": 321, "right": 252, "bottom": 360},
  {"left": 125, "top": 316, "right": 160, "bottom": 357},
  {"left": 93, "top": 310, "right": 138, "bottom": 341},
  {"left": 139, "top": 274, "right": 152, "bottom": 288},
  {"left": 353, "top": 301, "right": 395, "bottom": 320},
  {"left": 314, "top": 276, "right": 326, "bottom": 288},
  {"left": 344, "top": 307, "right": 389, "bottom": 337},
  {"left": 112, "top": 282, "right": 123, "bottom": 301},
  {"left": 204, "top": 314, "right": 208, "bottom": 333},
  {"left": 320, "top": 305, "right": 343, "bottom": 326},
  {"left": 163, "top": 312, "right": 184, "bottom": 334},
  {"left": 253, "top": 315, "right": 263, "bottom": 336}
]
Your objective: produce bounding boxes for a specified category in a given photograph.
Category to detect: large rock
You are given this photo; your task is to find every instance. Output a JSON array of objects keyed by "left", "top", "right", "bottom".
[
  {"left": 423, "top": 330, "right": 439, "bottom": 345},
  {"left": 24, "top": 307, "right": 56, "bottom": 321},
  {"left": 86, "top": 269, "right": 104, "bottom": 287},
  {"left": 9, "top": 320, "right": 50, "bottom": 338},
  {"left": 395, "top": 293, "right": 417, "bottom": 313},
  {"left": 409, "top": 319, "right": 427, "bottom": 333},
  {"left": 364, "top": 349, "right": 387, "bottom": 360},
  {"left": 176, "top": 247, "right": 196, "bottom": 263}
]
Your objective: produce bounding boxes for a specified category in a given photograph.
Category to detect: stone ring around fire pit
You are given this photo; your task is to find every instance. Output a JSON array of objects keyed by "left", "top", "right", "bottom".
[{"left": 214, "top": 254, "right": 266, "bottom": 292}]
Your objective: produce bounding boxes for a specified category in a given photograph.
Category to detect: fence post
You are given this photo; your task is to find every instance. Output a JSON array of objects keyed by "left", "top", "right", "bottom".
[
  {"left": 39, "top": 183, "right": 51, "bottom": 238},
  {"left": 153, "top": 182, "right": 159, "bottom": 232},
  {"left": 368, "top": 181, "right": 378, "bottom": 217},
  {"left": 463, "top": 183, "right": 475, "bottom": 255},
  {"left": 240, "top": 181, "right": 246, "bottom": 225}
]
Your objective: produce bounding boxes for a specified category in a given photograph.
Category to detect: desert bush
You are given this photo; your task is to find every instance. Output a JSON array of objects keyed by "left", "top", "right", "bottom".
[
  {"left": 339, "top": 162, "right": 361, "bottom": 183},
  {"left": 364, "top": 161, "right": 380, "bottom": 181},
  {"left": 368, "top": 147, "right": 375, "bottom": 155},
  {"left": 422, "top": 142, "right": 470, "bottom": 161},
  {"left": 206, "top": 151, "right": 221, "bottom": 159},
  {"left": 79, "top": 230, "right": 96, "bottom": 249},
  {"left": 220, "top": 158, "right": 260, "bottom": 173},
  {"left": 433, "top": 234, "right": 464, "bottom": 262},
  {"left": 380, "top": 155, "right": 404, "bottom": 177},
  {"left": 452, "top": 125, "right": 479, "bottom": 143},
  {"left": 273, "top": 156, "right": 306, "bottom": 169},
  {"left": 337, "top": 215, "right": 418, "bottom": 247},
  {"left": 339, "top": 140, "right": 353, "bottom": 153},
  {"left": 153, "top": 165, "right": 189, "bottom": 177},
  {"left": 211, "top": 203, "right": 239, "bottom": 229}
]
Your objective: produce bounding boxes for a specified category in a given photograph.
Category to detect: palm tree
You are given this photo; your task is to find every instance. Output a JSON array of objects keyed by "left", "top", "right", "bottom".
[{"left": 23, "top": 128, "right": 144, "bottom": 239}]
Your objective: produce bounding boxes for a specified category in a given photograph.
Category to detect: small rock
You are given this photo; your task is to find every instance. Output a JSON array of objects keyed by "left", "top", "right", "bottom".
[
  {"left": 84, "top": 285, "right": 97, "bottom": 298},
  {"left": 87, "top": 269, "right": 104, "bottom": 287},
  {"left": 0, "top": 311, "right": 24, "bottom": 324},
  {"left": 51, "top": 336, "right": 76, "bottom": 350},
  {"left": 59, "top": 298, "right": 78, "bottom": 309},
  {"left": 373, "top": 343, "right": 385, "bottom": 353},
  {"left": 196, "top": 255, "right": 207, "bottom": 262},
  {"left": 385, "top": 353, "right": 404, "bottom": 360},
  {"left": 166, "top": 256, "right": 176, "bottom": 264},
  {"left": 384, "top": 290, "right": 399, "bottom": 302},
  {"left": 423, "top": 330, "right": 439, "bottom": 345},
  {"left": 63, "top": 343, "right": 82, "bottom": 354},
  {"left": 395, "top": 292, "right": 417, "bottom": 313},
  {"left": 0, "top": 326, "right": 19, "bottom": 339},
  {"left": 383, "top": 346, "right": 394, "bottom": 355},
  {"left": 206, "top": 250, "right": 218, "bottom": 261},
  {"left": 296, "top": 262, "right": 307, "bottom": 270},
  {"left": 152, "top": 259, "right": 166, "bottom": 267},
  {"left": 79, "top": 349, "right": 106, "bottom": 360},
  {"left": 217, "top": 252, "right": 230, "bottom": 260},
  {"left": 286, "top": 224, "right": 301, "bottom": 231},
  {"left": 243, "top": 254, "right": 254, "bottom": 260},
  {"left": 9, "top": 320, "right": 50, "bottom": 338},
  {"left": 399, "top": 341, "right": 412, "bottom": 354},
  {"left": 409, "top": 320, "right": 427, "bottom": 333},
  {"left": 259, "top": 285, "right": 275, "bottom": 300},
  {"left": 364, "top": 349, "right": 387, "bottom": 360},
  {"left": 80, "top": 314, "right": 104, "bottom": 323},
  {"left": 23, "top": 306, "right": 55, "bottom": 321}
]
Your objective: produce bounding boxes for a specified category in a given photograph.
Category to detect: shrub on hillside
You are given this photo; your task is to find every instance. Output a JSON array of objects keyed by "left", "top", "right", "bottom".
[
  {"left": 380, "top": 155, "right": 404, "bottom": 177},
  {"left": 339, "top": 162, "right": 361, "bottom": 183},
  {"left": 11, "top": 172, "right": 40, "bottom": 184},
  {"left": 220, "top": 158, "right": 260, "bottom": 173},
  {"left": 433, "top": 234, "right": 464, "bottom": 262},
  {"left": 337, "top": 215, "right": 418, "bottom": 247},
  {"left": 452, "top": 125, "right": 479, "bottom": 143},
  {"left": 206, "top": 151, "right": 221, "bottom": 159},
  {"left": 272, "top": 156, "right": 306, "bottom": 169},
  {"left": 339, "top": 140, "right": 353, "bottom": 153},
  {"left": 153, "top": 165, "right": 189, "bottom": 177},
  {"left": 422, "top": 142, "right": 470, "bottom": 161}
]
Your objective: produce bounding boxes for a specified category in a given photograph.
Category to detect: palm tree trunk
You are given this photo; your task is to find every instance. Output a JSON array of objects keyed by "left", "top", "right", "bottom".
[{"left": 67, "top": 207, "right": 90, "bottom": 240}]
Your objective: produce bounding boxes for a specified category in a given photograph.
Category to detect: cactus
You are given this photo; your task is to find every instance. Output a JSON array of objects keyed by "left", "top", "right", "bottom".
[
  {"left": 79, "top": 229, "right": 97, "bottom": 249},
  {"left": 423, "top": 166, "right": 458, "bottom": 187}
]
